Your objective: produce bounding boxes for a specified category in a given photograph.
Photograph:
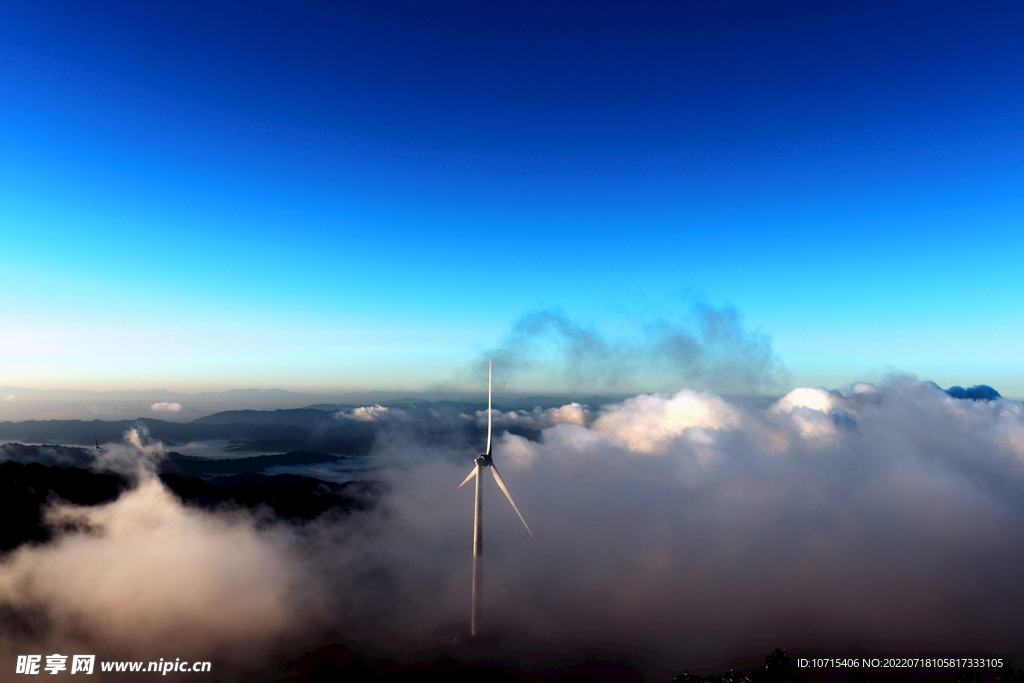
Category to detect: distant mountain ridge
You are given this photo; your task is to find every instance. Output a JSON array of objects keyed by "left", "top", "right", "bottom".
[
  {"left": 0, "top": 399, "right": 558, "bottom": 454},
  {"left": 0, "top": 417, "right": 312, "bottom": 450},
  {"left": 163, "top": 450, "right": 349, "bottom": 478},
  {"left": 0, "top": 443, "right": 355, "bottom": 480},
  {"left": 0, "top": 387, "right": 637, "bottom": 422},
  {"left": 191, "top": 408, "right": 344, "bottom": 427}
]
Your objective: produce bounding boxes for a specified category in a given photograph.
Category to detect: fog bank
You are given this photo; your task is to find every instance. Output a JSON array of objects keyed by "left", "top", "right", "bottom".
[{"left": 3, "top": 379, "right": 1023, "bottom": 677}]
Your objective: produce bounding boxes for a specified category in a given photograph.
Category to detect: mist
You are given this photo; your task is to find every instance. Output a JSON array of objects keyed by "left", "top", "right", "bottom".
[
  {"left": 3, "top": 379, "right": 1024, "bottom": 678},
  {"left": 483, "top": 305, "right": 788, "bottom": 395}
]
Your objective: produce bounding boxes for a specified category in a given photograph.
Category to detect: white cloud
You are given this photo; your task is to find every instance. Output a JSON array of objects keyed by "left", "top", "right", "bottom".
[
  {"left": 91, "top": 427, "right": 168, "bottom": 477},
  {"left": 464, "top": 380, "right": 1024, "bottom": 661},
  {"left": 591, "top": 389, "right": 744, "bottom": 454},
  {"left": 150, "top": 401, "right": 182, "bottom": 413},
  {"left": 0, "top": 427, "right": 322, "bottom": 668},
  {"left": 336, "top": 404, "right": 398, "bottom": 422},
  {"left": 6, "top": 379, "right": 1024, "bottom": 671},
  {"left": 471, "top": 402, "right": 595, "bottom": 431},
  {"left": 0, "top": 478, "right": 318, "bottom": 664},
  {"left": 772, "top": 386, "right": 845, "bottom": 415}
]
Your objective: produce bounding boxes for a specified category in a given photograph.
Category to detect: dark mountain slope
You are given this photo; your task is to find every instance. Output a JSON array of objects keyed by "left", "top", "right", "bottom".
[
  {"left": 0, "top": 461, "right": 383, "bottom": 554},
  {"left": 0, "top": 461, "right": 129, "bottom": 552}
]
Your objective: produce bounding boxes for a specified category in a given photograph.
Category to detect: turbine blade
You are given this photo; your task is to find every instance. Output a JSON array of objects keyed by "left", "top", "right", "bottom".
[
  {"left": 457, "top": 466, "right": 478, "bottom": 489},
  {"left": 490, "top": 464, "right": 533, "bottom": 537},
  {"left": 486, "top": 358, "right": 492, "bottom": 456}
]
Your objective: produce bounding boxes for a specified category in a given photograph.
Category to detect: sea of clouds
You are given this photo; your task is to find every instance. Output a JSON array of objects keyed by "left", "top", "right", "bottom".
[{"left": 2, "top": 379, "right": 1023, "bottom": 677}]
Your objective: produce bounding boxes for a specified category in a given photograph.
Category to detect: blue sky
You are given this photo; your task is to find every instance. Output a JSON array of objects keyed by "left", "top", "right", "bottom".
[{"left": 1, "top": 0, "right": 1022, "bottom": 396}]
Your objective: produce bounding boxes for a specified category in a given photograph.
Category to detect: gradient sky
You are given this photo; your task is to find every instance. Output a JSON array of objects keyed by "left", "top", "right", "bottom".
[{"left": 2, "top": 0, "right": 1022, "bottom": 395}]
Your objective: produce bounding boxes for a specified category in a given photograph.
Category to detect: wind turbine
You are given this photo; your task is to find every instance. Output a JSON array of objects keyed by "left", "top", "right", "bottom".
[{"left": 457, "top": 358, "right": 532, "bottom": 637}]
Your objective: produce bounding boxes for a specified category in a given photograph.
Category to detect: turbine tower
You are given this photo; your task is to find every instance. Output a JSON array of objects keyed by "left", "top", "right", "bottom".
[{"left": 457, "top": 358, "right": 533, "bottom": 637}]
